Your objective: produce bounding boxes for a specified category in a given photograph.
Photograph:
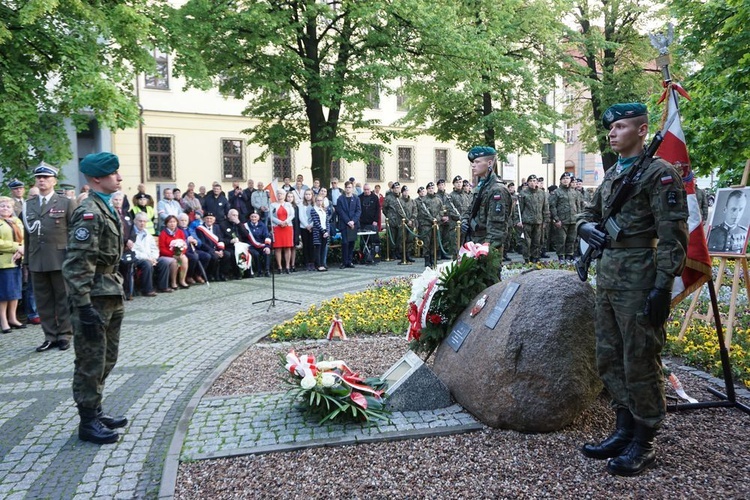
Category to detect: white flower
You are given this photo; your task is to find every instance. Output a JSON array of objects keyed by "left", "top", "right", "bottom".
[
  {"left": 409, "top": 267, "right": 441, "bottom": 303},
  {"left": 300, "top": 375, "right": 316, "bottom": 390},
  {"left": 321, "top": 373, "right": 336, "bottom": 387},
  {"left": 316, "top": 361, "right": 335, "bottom": 371}
]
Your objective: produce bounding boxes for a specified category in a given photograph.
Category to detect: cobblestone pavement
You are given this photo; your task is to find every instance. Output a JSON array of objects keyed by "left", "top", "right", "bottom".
[
  {"left": 182, "top": 395, "right": 480, "bottom": 461},
  {"left": 0, "top": 260, "right": 424, "bottom": 499}
]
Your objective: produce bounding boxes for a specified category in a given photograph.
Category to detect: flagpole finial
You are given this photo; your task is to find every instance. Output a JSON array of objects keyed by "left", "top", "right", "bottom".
[{"left": 650, "top": 23, "right": 674, "bottom": 82}]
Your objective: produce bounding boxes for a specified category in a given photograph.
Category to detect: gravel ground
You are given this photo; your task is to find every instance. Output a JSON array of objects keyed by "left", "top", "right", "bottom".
[{"left": 176, "top": 336, "right": 750, "bottom": 499}]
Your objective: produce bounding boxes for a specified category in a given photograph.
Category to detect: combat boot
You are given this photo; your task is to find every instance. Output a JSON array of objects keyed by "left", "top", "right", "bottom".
[
  {"left": 406, "top": 253, "right": 415, "bottom": 263},
  {"left": 97, "top": 407, "right": 128, "bottom": 429},
  {"left": 424, "top": 256, "right": 433, "bottom": 269},
  {"left": 78, "top": 407, "right": 119, "bottom": 444},
  {"left": 606, "top": 423, "right": 657, "bottom": 476},
  {"left": 581, "top": 408, "right": 633, "bottom": 459}
]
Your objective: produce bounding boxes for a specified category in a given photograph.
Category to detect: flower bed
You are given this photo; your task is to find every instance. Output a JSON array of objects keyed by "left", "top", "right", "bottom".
[{"left": 269, "top": 276, "right": 411, "bottom": 341}]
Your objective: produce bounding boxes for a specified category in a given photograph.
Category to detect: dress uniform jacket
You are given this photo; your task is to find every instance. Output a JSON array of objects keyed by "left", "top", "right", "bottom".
[{"left": 24, "top": 193, "right": 75, "bottom": 272}]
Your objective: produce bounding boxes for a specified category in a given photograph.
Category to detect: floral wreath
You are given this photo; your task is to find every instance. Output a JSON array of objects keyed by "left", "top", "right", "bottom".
[{"left": 407, "top": 242, "right": 501, "bottom": 358}]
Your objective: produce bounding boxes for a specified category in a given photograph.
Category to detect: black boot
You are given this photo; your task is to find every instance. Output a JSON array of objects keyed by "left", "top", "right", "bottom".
[
  {"left": 424, "top": 256, "right": 432, "bottom": 268},
  {"left": 607, "top": 424, "right": 657, "bottom": 476},
  {"left": 97, "top": 407, "right": 128, "bottom": 429},
  {"left": 406, "top": 253, "right": 415, "bottom": 263},
  {"left": 581, "top": 408, "right": 633, "bottom": 459},
  {"left": 79, "top": 407, "right": 119, "bottom": 444}
]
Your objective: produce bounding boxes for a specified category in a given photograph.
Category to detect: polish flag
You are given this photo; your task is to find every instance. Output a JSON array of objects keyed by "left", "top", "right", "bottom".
[
  {"left": 656, "top": 82, "right": 712, "bottom": 306},
  {"left": 265, "top": 179, "right": 280, "bottom": 203}
]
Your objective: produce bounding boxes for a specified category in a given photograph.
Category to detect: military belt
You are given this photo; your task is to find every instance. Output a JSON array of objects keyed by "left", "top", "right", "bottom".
[
  {"left": 95, "top": 265, "right": 116, "bottom": 274},
  {"left": 606, "top": 237, "right": 657, "bottom": 249}
]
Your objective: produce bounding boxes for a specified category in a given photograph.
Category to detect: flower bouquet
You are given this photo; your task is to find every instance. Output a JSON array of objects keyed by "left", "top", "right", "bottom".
[
  {"left": 282, "top": 350, "right": 389, "bottom": 424},
  {"left": 170, "top": 238, "right": 187, "bottom": 257},
  {"left": 407, "top": 242, "right": 501, "bottom": 359}
]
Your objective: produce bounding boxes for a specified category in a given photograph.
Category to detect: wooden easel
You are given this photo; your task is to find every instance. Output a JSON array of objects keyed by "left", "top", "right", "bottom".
[{"left": 679, "top": 159, "right": 750, "bottom": 347}]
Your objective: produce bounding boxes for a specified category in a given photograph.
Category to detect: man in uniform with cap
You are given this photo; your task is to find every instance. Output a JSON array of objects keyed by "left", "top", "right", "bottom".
[
  {"left": 23, "top": 163, "right": 76, "bottom": 352},
  {"left": 63, "top": 152, "right": 128, "bottom": 444},
  {"left": 549, "top": 172, "right": 580, "bottom": 263},
  {"left": 448, "top": 176, "right": 469, "bottom": 257},
  {"left": 8, "top": 179, "right": 26, "bottom": 217},
  {"left": 707, "top": 189, "right": 747, "bottom": 253},
  {"left": 514, "top": 174, "right": 549, "bottom": 263},
  {"left": 435, "top": 179, "right": 453, "bottom": 259},
  {"left": 417, "top": 182, "right": 444, "bottom": 268},
  {"left": 382, "top": 182, "right": 412, "bottom": 262},
  {"left": 460, "top": 147, "right": 512, "bottom": 267},
  {"left": 577, "top": 102, "right": 688, "bottom": 476}
]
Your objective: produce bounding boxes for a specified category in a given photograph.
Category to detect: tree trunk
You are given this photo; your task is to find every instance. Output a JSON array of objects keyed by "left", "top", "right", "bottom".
[{"left": 482, "top": 91, "right": 496, "bottom": 149}]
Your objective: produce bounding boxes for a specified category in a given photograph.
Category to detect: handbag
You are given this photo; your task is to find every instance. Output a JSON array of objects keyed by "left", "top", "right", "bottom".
[{"left": 120, "top": 250, "right": 136, "bottom": 264}]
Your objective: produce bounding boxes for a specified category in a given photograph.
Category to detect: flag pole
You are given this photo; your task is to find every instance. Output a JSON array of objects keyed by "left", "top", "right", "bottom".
[{"left": 650, "top": 24, "right": 750, "bottom": 415}]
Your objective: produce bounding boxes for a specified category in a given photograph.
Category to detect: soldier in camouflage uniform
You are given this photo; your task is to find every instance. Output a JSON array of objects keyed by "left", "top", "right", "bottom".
[
  {"left": 381, "top": 182, "right": 404, "bottom": 261},
  {"left": 549, "top": 172, "right": 581, "bottom": 262},
  {"left": 577, "top": 103, "right": 688, "bottom": 476},
  {"left": 447, "top": 176, "right": 468, "bottom": 258},
  {"left": 460, "top": 147, "right": 512, "bottom": 266},
  {"left": 514, "top": 174, "right": 549, "bottom": 263},
  {"left": 435, "top": 179, "right": 454, "bottom": 259},
  {"left": 63, "top": 152, "right": 128, "bottom": 445},
  {"left": 417, "top": 182, "right": 444, "bottom": 268},
  {"left": 397, "top": 185, "right": 417, "bottom": 263}
]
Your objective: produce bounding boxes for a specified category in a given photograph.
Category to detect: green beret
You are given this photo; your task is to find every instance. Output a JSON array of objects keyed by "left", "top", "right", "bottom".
[
  {"left": 467, "top": 146, "right": 497, "bottom": 161},
  {"left": 80, "top": 152, "right": 119, "bottom": 177},
  {"left": 602, "top": 103, "right": 648, "bottom": 129}
]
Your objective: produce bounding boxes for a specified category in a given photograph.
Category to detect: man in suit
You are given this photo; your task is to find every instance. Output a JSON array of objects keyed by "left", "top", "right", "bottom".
[
  {"left": 335, "top": 181, "right": 361, "bottom": 268},
  {"left": 23, "top": 163, "right": 76, "bottom": 352}
]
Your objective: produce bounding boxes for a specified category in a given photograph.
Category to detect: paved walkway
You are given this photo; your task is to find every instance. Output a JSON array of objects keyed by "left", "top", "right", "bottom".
[{"left": 0, "top": 259, "right": 457, "bottom": 499}]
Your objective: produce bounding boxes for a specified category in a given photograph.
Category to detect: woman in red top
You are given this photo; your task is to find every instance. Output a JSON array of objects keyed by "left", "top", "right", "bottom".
[{"left": 158, "top": 215, "right": 189, "bottom": 289}]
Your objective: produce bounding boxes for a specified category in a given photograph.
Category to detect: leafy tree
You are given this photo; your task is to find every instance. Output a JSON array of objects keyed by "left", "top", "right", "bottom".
[
  {"left": 164, "top": 0, "right": 414, "bottom": 186},
  {"left": 394, "top": 0, "right": 568, "bottom": 156},
  {"left": 0, "top": 1, "right": 156, "bottom": 183},
  {"left": 565, "top": 0, "right": 664, "bottom": 171},
  {"left": 672, "top": 0, "right": 750, "bottom": 185}
]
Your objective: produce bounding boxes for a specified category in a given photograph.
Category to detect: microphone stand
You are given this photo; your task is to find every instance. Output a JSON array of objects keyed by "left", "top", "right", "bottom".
[{"left": 253, "top": 214, "right": 300, "bottom": 311}]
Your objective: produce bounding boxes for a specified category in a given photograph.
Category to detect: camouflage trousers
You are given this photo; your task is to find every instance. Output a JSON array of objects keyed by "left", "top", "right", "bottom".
[
  {"left": 440, "top": 221, "right": 458, "bottom": 257},
  {"left": 72, "top": 296, "right": 125, "bottom": 410},
  {"left": 554, "top": 223, "right": 577, "bottom": 258},
  {"left": 419, "top": 223, "right": 439, "bottom": 262},
  {"left": 521, "top": 223, "right": 543, "bottom": 260},
  {"left": 595, "top": 288, "right": 666, "bottom": 428}
]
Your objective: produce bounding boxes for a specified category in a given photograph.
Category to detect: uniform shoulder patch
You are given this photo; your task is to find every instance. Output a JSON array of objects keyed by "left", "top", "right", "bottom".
[
  {"left": 493, "top": 194, "right": 502, "bottom": 200},
  {"left": 660, "top": 175, "right": 674, "bottom": 185},
  {"left": 83, "top": 213, "right": 95, "bottom": 220},
  {"left": 74, "top": 227, "right": 90, "bottom": 241}
]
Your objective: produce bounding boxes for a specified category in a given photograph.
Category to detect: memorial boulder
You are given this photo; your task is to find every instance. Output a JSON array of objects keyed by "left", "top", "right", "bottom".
[{"left": 433, "top": 269, "right": 601, "bottom": 432}]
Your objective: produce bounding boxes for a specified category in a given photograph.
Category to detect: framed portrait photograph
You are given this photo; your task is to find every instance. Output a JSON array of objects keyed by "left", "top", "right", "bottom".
[{"left": 706, "top": 187, "right": 750, "bottom": 255}]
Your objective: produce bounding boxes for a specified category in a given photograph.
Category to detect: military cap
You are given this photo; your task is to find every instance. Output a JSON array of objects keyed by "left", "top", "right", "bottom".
[
  {"left": 34, "top": 162, "right": 59, "bottom": 177},
  {"left": 401, "top": 185, "right": 409, "bottom": 193},
  {"left": 538, "top": 177, "right": 544, "bottom": 182},
  {"left": 462, "top": 179, "right": 470, "bottom": 185},
  {"left": 576, "top": 178, "right": 583, "bottom": 182},
  {"left": 79, "top": 152, "right": 119, "bottom": 177},
  {"left": 391, "top": 181, "right": 401, "bottom": 189},
  {"left": 204, "top": 212, "right": 216, "bottom": 218},
  {"left": 452, "top": 175, "right": 462, "bottom": 183},
  {"left": 348, "top": 177, "right": 355, "bottom": 182},
  {"left": 418, "top": 186, "right": 425, "bottom": 192},
  {"left": 527, "top": 174, "right": 538, "bottom": 181},
  {"left": 602, "top": 102, "right": 648, "bottom": 129},
  {"left": 467, "top": 146, "right": 497, "bottom": 161},
  {"left": 426, "top": 181, "right": 435, "bottom": 189},
  {"left": 560, "top": 172, "right": 573, "bottom": 180},
  {"left": 7, "top": 179, "right": 24, "bottom": 189},
  {"left": 437, "top": 179, "right": 445, "bottom": 185},
  {"left": 133, "top": 193, "right": 149, "bottom": 201}
]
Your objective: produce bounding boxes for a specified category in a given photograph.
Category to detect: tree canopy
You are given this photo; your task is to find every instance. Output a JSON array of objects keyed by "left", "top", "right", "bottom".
[
  {"left": 565, "top": 0, "right": 663, "bottom": 171},
  {"left": 395, "top": 0, "right": 568, "bottom": 157},
  {"left": 672, "top": 0, "right": 750, "bottom": 185},
  {"left": 164, "top": 0, "right": 416, "bottom": 186},
  {"left": 0, "top": 0, "right": 156, "bottom": 183}
]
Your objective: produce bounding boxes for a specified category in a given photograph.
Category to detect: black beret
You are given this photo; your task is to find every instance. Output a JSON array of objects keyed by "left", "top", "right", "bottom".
[
  {"left": 462, "top": 180, "right": 470, "bottom": 185},
  {"left": 452, "top": 176, "right": 462, "bottom": 183},
  {"left": 391, "top": 182, "right": 400, "bottom": 188},
  {"left": 560, "top": 172, "right": 573, "bottom": 180},
  {"left": 426, "top": 182, "right": 435, "bottom": 189},
  {"left": 527, "top": 175, "right": 538, "bottom": 181},
  {"left": 437, "top": 179, "right": 445, "bottom": 185},
  {"left": 401, "top": 185, "right": 409, "bottom": 193}
]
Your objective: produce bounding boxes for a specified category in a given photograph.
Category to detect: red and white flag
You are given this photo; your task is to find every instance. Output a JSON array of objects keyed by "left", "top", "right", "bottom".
[
  {"left": 657, "top": 83, "right": 712, "bottom": 306},
  {"left": 265, "top": 179, "right": 280, "bottom": 203}
]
